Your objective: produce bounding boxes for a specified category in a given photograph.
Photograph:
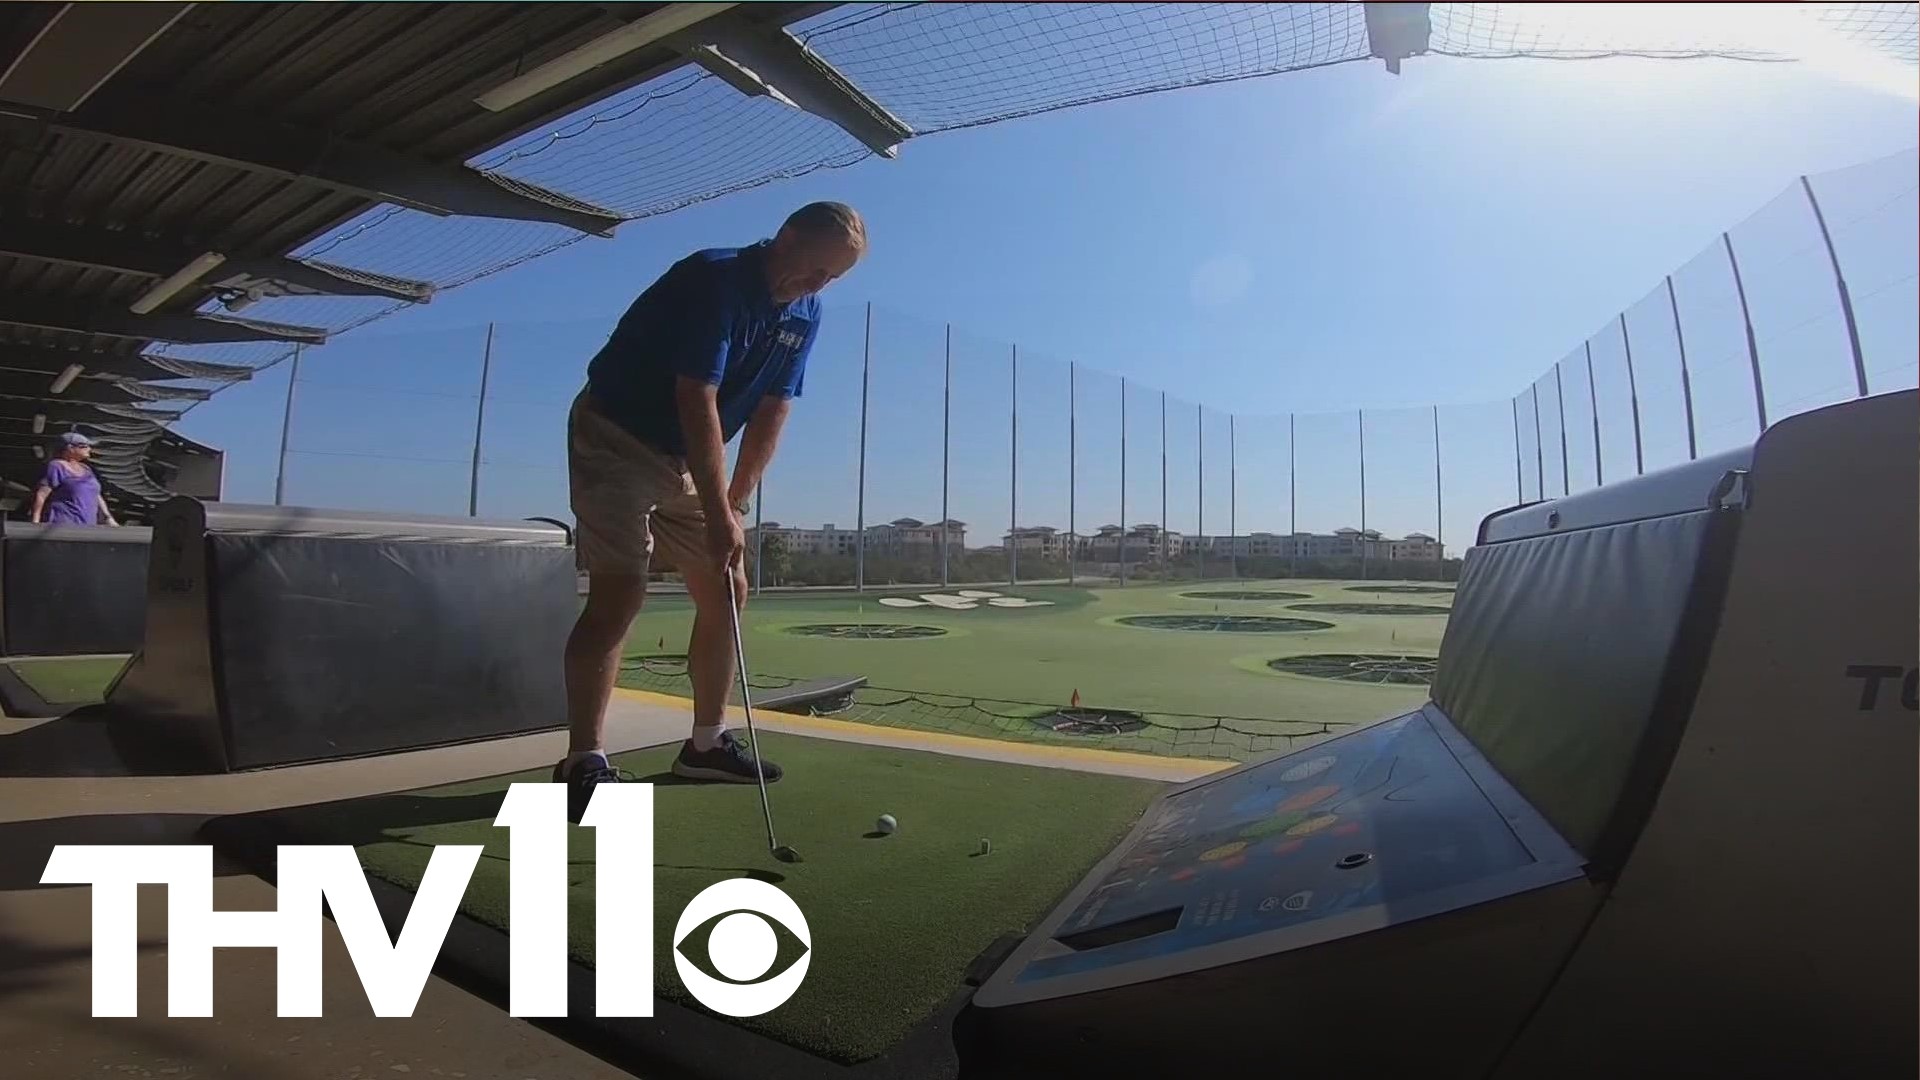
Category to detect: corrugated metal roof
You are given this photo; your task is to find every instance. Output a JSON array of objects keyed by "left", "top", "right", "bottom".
[{"left": 0, "top": 1, "right": 830, "bottom": 515}]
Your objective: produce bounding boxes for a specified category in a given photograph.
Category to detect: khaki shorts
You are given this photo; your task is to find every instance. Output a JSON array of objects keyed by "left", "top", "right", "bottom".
[{"left": 566, "top": 388, "right": 710, "bottom": 577}]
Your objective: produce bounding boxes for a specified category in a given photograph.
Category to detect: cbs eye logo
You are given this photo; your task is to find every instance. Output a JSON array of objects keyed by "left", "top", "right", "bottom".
[{"left": 672, "top": 878, "right": 812, "bottom": 1016}]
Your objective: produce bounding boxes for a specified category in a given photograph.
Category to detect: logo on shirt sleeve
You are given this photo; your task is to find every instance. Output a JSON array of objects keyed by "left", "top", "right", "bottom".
[{"left": 773, "top": 314, "right": 813, "bottom": 351}]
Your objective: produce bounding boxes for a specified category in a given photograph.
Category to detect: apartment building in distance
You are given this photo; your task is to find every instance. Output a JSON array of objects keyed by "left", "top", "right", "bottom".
[
  {"left": 750, "top": 517, "right": 966, "bottom": 557},
  {"left": 1079, "top": 524, "right": 1186, "bottom": 561},
  {"left": 753, "top": 517, "right": 1441, "bottom": 563},
  {"left": 1077, "top": 525, "right": 1441, "bottom": 563}
]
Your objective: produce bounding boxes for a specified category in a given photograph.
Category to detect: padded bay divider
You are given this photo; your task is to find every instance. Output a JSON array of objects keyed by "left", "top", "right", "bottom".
[
  {"left": 1434, "top": 504, "right": 1740, "bottom": 866},
  {"left": 0, "top": 522, "right": 150, "bottom": 656},
  {"left": 109, "top": 498, "right": 577, "bottom": 772}
]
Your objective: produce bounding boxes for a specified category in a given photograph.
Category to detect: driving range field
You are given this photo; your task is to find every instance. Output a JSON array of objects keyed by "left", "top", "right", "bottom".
[
  {"left": 0, "top": 580, "right": 1451, "bottom": 753},
  {"left": 620, "top": 579, "right": 1452, "bottom": 758}
]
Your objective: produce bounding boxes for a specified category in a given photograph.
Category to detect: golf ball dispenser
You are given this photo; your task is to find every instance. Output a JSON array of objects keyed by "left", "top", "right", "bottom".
[{"left": 959, "top": 390, "right": 1917, "bottom": 1078}]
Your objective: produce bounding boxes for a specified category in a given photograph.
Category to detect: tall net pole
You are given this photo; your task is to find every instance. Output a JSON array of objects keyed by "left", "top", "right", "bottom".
[
  {"left": 1432, "top": 405, "right": 1443, "bottom": 578},
  {"left": 467, "top": 322, "right": 493, "bottom": 517},
  {"left": 1620, "top": 311, "right": 1645, "bottom": 476},
  {"left": 1195, "top": 403, "right": 1204, "bottom": 579},
  {"left": 941, "top": 323, "right": 951, "bottom": 587},
  {"left": 1585, "top": 342, "right": 1604, "bottom": 487},
  {"left": 1228, "top": 413, "right": 1238, "bottom": 580},
  {"left": 1289, "top": 412, "right": 1298, "bottom": 578},
  {"left": 1801, "top": 174, "right": 1870, "bottom": 399},
  {"left": 1723, "top": 232, "right": 1769, "bottom": 433},
  {"left": 1119, "top": 377, "right": 1128, "bottom": 586},
  {"left": 273, "top": 344, "right": 303, "bottom": 507},
  {"left": 1554, "top": 361, "right": 1570, "bottom": 496},
  {"left": 1530, "top": 386, "right": 1544, "bottom": 502},
  {"left": 1068, "top": 360, "right": 1077, "bottom": 586},
  {"left": 855, "top": 302, "right": 871, "bottom": 593},
  {"left": 1009, "top": 342, "right": 1018, "bottom": 586},
  {"left": 1665, "top": 276, "right": 1698, "bottom": 461},
  {"left": 1357, "top": 409, "right": 1368, "bottom": 581},
  {"left": 1159, "top": 390, "right": 1168, "bottom": 576},
  {"left": 1509, "top": 397, "right": 1523, "bottom": 503}
]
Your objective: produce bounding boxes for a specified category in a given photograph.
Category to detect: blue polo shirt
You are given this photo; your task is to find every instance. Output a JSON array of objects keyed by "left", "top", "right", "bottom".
[{"left": 585, "top": 240, "right": 818, "bottom": 457}]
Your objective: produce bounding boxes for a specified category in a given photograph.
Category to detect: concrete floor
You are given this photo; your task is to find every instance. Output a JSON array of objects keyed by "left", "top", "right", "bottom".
[{"left": 1, "top": 689, "right": 1219, "bottom": 1079}]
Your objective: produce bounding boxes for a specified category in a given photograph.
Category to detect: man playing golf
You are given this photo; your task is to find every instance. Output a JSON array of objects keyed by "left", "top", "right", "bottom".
[{"left": 556, "top": 202, "right": 867, "bottom": 821}]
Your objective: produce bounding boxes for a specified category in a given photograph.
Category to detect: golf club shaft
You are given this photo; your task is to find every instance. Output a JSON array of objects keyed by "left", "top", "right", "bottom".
[{"left": 726, "top": 572, "right": 780, "bottom": 849}]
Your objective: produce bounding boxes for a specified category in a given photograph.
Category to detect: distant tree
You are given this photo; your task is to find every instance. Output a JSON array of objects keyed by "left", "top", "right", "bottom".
[{"left": 757, "top": 533, "right": 791, "bottom": 586}]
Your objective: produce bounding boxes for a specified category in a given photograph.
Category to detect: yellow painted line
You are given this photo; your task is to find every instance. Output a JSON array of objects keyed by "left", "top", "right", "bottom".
[{"left": 612, "top": 686, "right": 1235, "bottom": 776}]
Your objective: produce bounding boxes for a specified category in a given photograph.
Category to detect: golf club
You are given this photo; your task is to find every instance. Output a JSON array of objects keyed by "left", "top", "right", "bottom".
[{"left": 727, "top": 570, "right": 801, "bottom": 864}]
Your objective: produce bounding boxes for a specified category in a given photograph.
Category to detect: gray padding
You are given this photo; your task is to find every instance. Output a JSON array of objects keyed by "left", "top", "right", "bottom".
[
  {"left": 1433, "top": 510, "right": 1718, "bottom": 855},
  {"left": 1478, "top": 447, "right": 1749, "bottom": 544}
]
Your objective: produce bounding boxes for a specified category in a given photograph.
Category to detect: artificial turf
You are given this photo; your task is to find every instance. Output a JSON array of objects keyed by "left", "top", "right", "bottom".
[
  {"left": 623, "top": 578, "right": 1445, "bottom": 725},
  {"left": 7, "top": 655, "right": 126, "bottom": 704},
  {"left": 284, "top": 731, "right": 1164, "bottom": 1063}
]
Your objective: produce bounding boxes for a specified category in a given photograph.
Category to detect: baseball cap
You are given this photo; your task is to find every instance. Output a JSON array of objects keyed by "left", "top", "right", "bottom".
[{"left": 58, "top": 432, "right": 92, "bottom": 448}]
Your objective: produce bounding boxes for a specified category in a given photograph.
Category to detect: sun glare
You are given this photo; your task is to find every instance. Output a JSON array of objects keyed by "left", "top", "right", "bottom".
[{"left": 1494, "top": 2, "right": 1917, "bottom": 101}]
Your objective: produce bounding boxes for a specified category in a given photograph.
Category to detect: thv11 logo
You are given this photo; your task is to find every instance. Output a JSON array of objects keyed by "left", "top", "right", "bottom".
[{"left": 39, "top": 783, "right": 811, "bottom": 1019}]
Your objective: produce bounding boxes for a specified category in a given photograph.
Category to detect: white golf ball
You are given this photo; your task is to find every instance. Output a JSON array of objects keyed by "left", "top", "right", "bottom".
[{"left": 876, "top": 813, "right": 898, "bottom": 835}]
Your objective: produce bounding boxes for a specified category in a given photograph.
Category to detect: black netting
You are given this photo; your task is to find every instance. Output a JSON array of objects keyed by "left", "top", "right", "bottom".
[
  {"left": 478, "top": 73, "right": 869, "bottom": 220},
  {"left": 800, "top": 3, "right": 1370, "bottom": 133},
  {"left": 1432, "top": 3, "right": 1917, "bottom": 61}
]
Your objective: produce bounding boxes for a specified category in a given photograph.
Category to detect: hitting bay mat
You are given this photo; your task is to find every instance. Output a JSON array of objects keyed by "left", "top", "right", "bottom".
[{"left": 205, "top": 732, "right": 1162, "bottom": 1070}]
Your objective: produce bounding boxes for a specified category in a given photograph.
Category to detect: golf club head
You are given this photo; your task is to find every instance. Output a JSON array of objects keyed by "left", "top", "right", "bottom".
[{"left": 772, "top": 845, "right": 803, "bottom": 864}]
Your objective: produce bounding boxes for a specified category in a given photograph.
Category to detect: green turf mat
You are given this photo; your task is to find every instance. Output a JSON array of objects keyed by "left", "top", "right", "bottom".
[
  {"left": 9, "top": 655, "right": 125, "bottom": 703},
  {"left": 289, "top": 733, "right": 1164, "bottom": 1063}
]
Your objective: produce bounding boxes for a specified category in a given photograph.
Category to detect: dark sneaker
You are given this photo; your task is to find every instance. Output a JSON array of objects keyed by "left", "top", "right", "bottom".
[
  {"left": 553, "top": 752, "right": 622, "bottom": 823},
  {"left": 671, "top": 730, "right": 782, "bottom": 784}
]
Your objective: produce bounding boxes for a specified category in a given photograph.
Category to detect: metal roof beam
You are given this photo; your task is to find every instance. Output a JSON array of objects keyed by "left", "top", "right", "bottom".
[
  {"left": 38, "top": 94, "right": 626, "bottom": 236},
  {"left": 0, "top": 401, "right": 164, "bottom": 428},
  {"left": 0, "top": 342, "right": 255, "bottom": 383},
  {"left": 0, "top": 298, "right": 328, "bottom": 345},
  {"left": 475, "top": 3, "right": 741, "bottom": 112},
  {"left": 0, "top": 218, "right": 435, "bottom": 304},
  {"left": 0, "top": 375, "right": 145, "bottom": 406},
  {"left": 0, "top": 369, "right": 201, "bottom": 409},
  {"left": 0, "top": 343, "right": 164, "bottom": 380},
  {"left": 678, "top": 16, "right": 911, "bottom": 157},
  {"left": 0, "top": 2, "right": 193, "bottom": 112}
]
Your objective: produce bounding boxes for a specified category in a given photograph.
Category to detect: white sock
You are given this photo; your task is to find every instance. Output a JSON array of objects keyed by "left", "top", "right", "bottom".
[
  {"left": 691, "top": 725, "right": 727, "bottom": 752},
  {"left": 566, "top": 749, "right": 607, "bottom": 771}
]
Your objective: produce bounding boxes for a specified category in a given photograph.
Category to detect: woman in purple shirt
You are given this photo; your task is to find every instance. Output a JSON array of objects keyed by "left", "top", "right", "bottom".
[{"left": 30, "top": 432, "right": 117, "bottom": 527}]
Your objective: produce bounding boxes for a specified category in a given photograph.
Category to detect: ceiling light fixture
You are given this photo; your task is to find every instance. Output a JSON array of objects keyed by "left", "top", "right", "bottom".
[
  {"left": 130, "top": 251, "right": 227, "bottom": 315},
  {"left": 50, "top": 364, "right": 83, "bottom": 394}
]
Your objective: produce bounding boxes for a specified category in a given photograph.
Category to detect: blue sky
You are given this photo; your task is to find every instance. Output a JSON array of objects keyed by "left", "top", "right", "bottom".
[{"left": 177, "top": 48, "right": 1919, "bottom": 552}]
